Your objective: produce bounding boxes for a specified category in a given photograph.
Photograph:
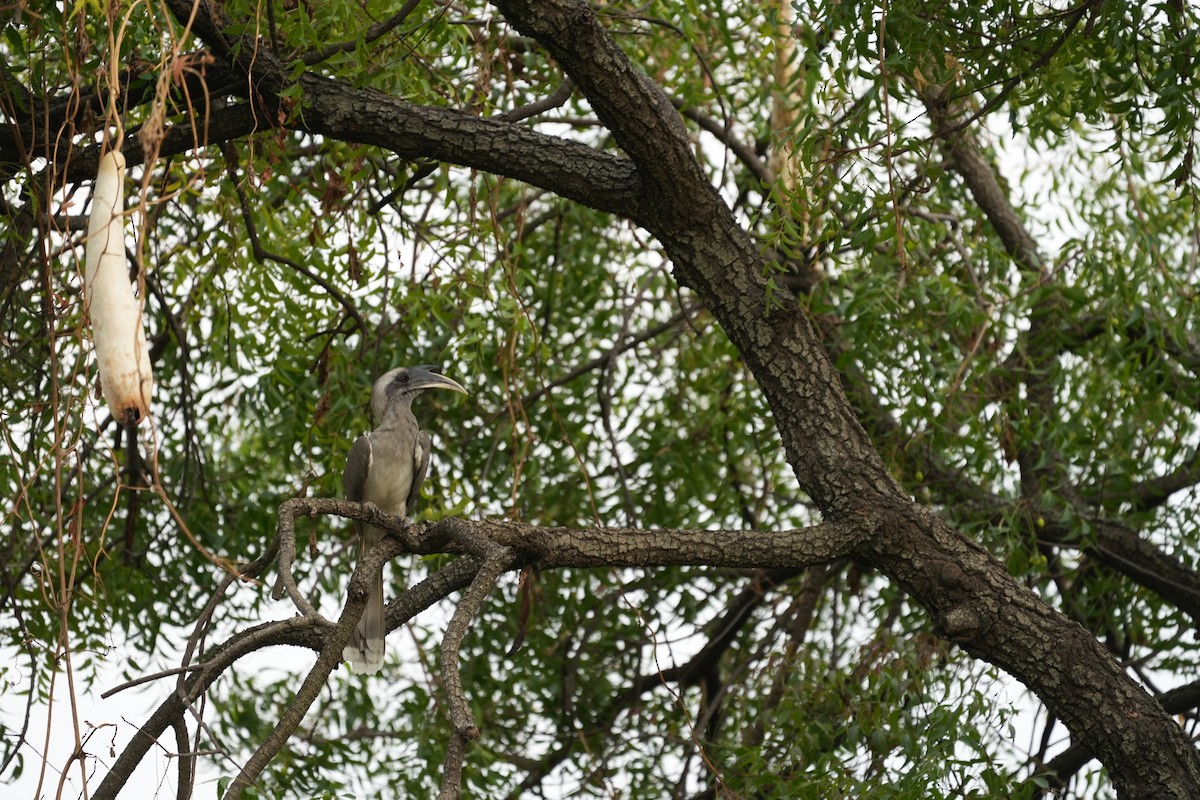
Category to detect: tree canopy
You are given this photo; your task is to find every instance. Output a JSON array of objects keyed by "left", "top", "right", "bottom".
[{"left": 2, "top": 0, "right": 1199, "bottom": 798}]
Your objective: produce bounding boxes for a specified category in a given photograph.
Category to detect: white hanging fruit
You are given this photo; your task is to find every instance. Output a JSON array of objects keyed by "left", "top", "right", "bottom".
[{"left": 84, "top": 149, "right": 153, "bottom": 426}]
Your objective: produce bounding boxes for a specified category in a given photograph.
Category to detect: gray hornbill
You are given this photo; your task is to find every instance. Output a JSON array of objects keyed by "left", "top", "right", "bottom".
[{"left": 342, "top": 365, "right": 467, "bottom": 673}]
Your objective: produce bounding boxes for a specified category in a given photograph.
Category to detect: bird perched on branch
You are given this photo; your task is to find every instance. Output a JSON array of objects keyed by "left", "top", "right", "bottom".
[{"left": 342, "top": 365, "right": 468, "bottom": 673}]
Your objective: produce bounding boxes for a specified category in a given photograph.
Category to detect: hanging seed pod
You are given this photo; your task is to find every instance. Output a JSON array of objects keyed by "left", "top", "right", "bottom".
[{"left": 84, "top": 149, "right": 153, "bottom": 426}]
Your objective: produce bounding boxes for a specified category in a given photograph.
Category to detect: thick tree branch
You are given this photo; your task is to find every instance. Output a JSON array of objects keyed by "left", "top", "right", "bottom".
[
  {"left": 1082, "top": 520, "right": 1200, "bottom": 622},
  {"left": 1028, "top": 678, "right": 1200, "bottom": 794},
  {"left": 0, "top": 56, "right": 240, "bottom": 176},
  {"left": 154, "top": 0, "right": 643, "bottom": 218},
  {"left": 294, "top": 71, "right": 643, "bottom": 218},
  {"left": 279, "top": 497, "right": 868, "bottom": 568},
  {"left": 94, "top": 498, "right": 852, "bottom": 799},
  {"left": 1122, "top": 447, "right": 1200, "bottom": 512}
]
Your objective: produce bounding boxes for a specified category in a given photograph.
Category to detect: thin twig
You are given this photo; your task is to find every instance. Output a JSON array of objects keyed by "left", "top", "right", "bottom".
[
  {"left": 300, "top": 0, "right": 424, "bottom": 66},
  {"left": 674, "top": 100, "right": 773, "bottom": 185},
  {"left": 102, "top": 665, "right": 204, "bottom": 699},
  {"left": 516, "top": 304, "right": 698, "bottom": 410},
  {"left": 366, "top": 159, "right": 439, "bottom": 215},
  {"left": 0, "top": 614, "right": 38, "bottom": 774},
  {"left": 220, "top": 144, "right": 368, "bottom": 336},
  {"left": 497, "top": 78, "right": 575, "bottom": 122}
]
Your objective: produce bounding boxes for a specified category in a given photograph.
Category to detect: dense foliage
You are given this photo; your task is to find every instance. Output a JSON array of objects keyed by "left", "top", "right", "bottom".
[{"left": 2, "top": 1, "right": 1198, "bottom": 798}]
